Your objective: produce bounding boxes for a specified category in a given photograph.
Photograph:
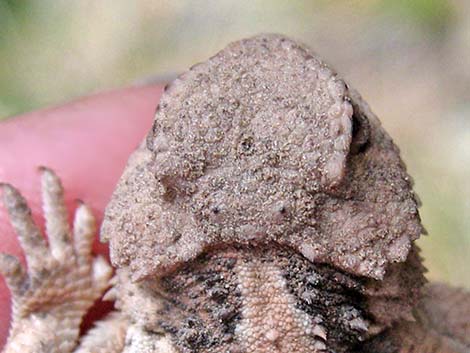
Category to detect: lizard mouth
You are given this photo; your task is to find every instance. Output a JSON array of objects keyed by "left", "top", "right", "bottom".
[{"left": 137, "top": 244, "right": 424, "bottom": 353}]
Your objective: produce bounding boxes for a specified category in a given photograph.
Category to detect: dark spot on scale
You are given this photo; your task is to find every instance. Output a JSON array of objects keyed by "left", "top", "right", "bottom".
[
  {"left": 225, "top": 257, "right": 237, "bottom": 269},
  {"left": 161, "top": 183, "right": 177, "bottom": 202},
  {"left": 172, "top": 232, "right": 182, "bottom": 242},
  {"left": 179, "top": 317, "right": 210, "bottom": 350},
  {"left": 239, "top": 136, "right": 255, "bottom": 155},
  {"left": 208, "top": 287, "right": 228, "bottom": 303}
]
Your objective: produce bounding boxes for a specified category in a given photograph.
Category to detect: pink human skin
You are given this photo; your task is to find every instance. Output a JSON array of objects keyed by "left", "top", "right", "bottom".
[{"left": 0, "top": 84, "right": 163, "bottom": 348}]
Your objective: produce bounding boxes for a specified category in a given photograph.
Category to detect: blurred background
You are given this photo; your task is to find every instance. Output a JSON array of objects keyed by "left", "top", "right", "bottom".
[{"left": 0, "top": 0, "right": 469, "bottom": 288}]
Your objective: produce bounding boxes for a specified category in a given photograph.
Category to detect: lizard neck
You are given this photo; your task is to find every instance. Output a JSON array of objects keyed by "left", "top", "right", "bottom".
[
  {"left": 117, "top": 244, "right": 424, "bottom": 353},
  {"left": 154, "top": 246, "right": 377, "bottom": 353}
]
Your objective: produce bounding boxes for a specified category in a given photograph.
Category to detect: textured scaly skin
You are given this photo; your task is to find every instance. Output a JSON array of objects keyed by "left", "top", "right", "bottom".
[
  {"left": 1, "top": 35, "right": 469, "bottom": 352},
  {"left": 0, "top": 154, "right": 469, "bottom": 353}
]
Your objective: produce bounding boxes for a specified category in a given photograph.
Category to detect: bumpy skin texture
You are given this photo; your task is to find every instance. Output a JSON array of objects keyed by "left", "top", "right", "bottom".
[
  {"left": 102, "top": 34, "right": 423, "bottom": 282},
  {"left": 1, "top": 34, "right": 469, "bottom": 353}
]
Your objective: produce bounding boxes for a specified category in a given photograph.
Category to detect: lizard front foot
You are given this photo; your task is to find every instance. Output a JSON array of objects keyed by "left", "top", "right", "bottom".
[{"left": 0, "top": 168, "right": 112, "bottom": 353}]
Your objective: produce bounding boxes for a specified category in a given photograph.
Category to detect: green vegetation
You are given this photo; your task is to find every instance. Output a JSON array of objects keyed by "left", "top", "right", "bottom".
[{"left": 381, "top": 0, "right": 454, "bottom": 32}]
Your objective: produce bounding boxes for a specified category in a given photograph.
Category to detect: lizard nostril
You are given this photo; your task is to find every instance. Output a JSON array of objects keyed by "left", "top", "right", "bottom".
[{"left": 270, "top": 203, "right": 290, "bottom": 224}]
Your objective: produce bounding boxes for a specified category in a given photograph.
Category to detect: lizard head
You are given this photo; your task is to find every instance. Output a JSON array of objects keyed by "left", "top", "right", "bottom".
[
  {"left": 102, "top": 34, "right": 424, "bottom": 282},
  {"left": 101, "top": 34, "right": 427, "bottom": 353}
]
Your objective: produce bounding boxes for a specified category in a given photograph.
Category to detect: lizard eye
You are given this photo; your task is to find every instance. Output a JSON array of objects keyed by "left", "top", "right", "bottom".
[{"left": 350, "top": 111, "right": 370, "bottom": 155}]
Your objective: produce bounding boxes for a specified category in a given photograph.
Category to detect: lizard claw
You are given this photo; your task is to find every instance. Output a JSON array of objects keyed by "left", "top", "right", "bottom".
[{"left": 0, "top": 168, "right": 112, "bottom": 353}]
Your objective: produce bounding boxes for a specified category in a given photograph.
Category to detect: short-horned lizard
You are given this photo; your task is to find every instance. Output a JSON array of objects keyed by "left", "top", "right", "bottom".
[{"left": 1, "top": 34, "right": 469, "bottom": 353}]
